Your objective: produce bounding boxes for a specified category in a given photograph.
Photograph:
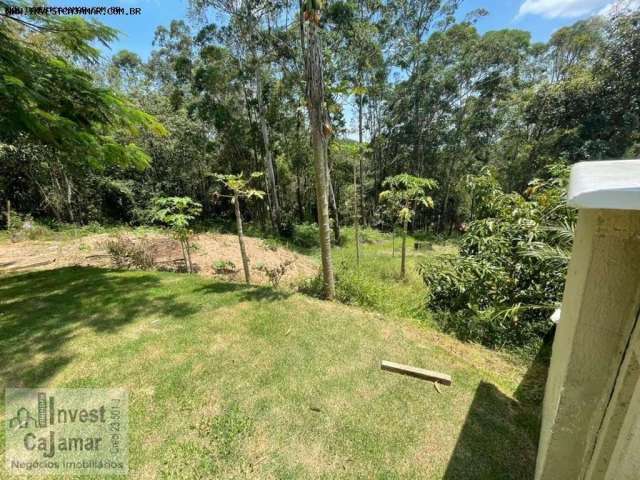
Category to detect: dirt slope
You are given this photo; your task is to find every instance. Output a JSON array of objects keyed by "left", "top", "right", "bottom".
[{"left": 0, "top": 232, "right": 317, "bottom": 286}]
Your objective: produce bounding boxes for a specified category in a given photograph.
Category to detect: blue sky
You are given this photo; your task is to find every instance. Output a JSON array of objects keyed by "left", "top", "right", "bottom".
[{"left": 45, "top": 0, "right": 631, "bottom": 61}]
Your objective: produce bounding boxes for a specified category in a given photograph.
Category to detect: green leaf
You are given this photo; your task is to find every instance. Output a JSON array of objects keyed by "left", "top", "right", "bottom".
[{"left": 3, "top": 75, "right": 25, "bottom": 87}]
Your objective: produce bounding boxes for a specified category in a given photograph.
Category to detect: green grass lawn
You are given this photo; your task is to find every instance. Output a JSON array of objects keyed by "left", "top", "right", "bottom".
[{"left": 0, "top": 266, "right": 543, "bottom": 479}]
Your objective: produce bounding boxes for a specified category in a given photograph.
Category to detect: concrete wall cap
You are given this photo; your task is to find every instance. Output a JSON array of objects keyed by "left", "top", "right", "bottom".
[{"left": 568, "top": 159, "right": 640, "bottom": 210}]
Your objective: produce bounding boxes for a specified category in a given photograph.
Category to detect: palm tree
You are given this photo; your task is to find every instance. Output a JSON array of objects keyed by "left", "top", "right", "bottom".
[
  {"left": 214, "top": 172, "right": 265, "bottom": 284},
  {"left": 380, "top": 174, "right": 438, "bottom": 278},
  {"left": 302, "top": 0, "right": 335, "bottom": 299}
]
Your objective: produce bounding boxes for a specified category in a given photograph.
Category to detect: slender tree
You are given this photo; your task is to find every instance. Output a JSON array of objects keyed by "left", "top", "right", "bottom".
[
  {"left": 254, "top": 64, "right": 281, "bottom": 229},
  {"left": 214, "top": 172, "right": 265, "bottom": 284},
  {"left": 353, "top": 160, "right": 360, "bottom": 266},
  {"left": 301, "top": 0, "right": 335, "bottom": 299},
  {"left": 188, "top": 0, "right": 282, "bottom": 229},
  {"left": 380, "top": 174, "right": 437, "bottom": 278},
  {"left": 152, "top": 197, "right": 202, "bottom": 274}
]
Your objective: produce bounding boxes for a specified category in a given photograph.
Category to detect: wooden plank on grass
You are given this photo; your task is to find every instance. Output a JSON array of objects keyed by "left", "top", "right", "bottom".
[{"left": 381, "top": 360, "right": 452, "bottom": 385}]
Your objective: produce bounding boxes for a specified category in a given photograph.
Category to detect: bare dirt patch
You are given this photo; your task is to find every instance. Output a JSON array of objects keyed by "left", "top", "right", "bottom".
[{"left": 0, "top": 232, "right": 318, "bottom": 287}]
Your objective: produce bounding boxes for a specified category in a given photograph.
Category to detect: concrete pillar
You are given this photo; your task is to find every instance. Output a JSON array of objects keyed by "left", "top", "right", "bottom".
[
  {"left": 586, "top": 321, "right": 640, "bottom": 480},
  {"left": 535, "top": 160, "right": 640, "bottom": 480}
]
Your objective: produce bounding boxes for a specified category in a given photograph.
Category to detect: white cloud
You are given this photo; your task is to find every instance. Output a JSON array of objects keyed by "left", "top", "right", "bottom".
[
  {"left": 598, "top": 0, "right": 640, "bottom": 16},
  {"left": 518, "top": 0, "right": 609, "bottom": 18}
]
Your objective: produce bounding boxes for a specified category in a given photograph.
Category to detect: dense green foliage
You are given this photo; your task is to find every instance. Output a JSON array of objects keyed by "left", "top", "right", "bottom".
[
  {"left": 290, "top": 222, "right": 324, "bottom": 249},
  {"left": 379, "top": 174, "right": 437, "bottom": 225},
  {"left": 3, "top": 3, "right": 638, "bottom": 233},
  {"left": 0, "top": 10, "right": 163, "bottom": 167},
  {"left": 378, "top": 11, "right": 640, "bottom": 230},
  {"left": 421, "top": 165, "right": 575, "bottom": 350},
  {"left": 0, "top": 1, "right": 165, "bottom": 223}
]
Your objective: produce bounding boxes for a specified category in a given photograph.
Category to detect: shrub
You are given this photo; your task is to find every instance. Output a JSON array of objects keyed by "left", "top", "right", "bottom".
[
  {"left": 352, "top": 227, "right": 387, "bottom": 245},
  {"left": 256, "top": 260, "right": 294, "bottom": 288},
  {"left": 297, "top": 272, "right": 324, "bottom": 297},
  {"left": 262, "top": 238, "right": 279, "bottom": 251},
  {"left": 83, "top": 221, "right": 109, "bottom": 234},
  {"left": 213, "top": 259, "right": 237, "bottom": 274},
  {"left": 104, "top": 235, "right": 155, "bottom": 270},
  {"left": 7, "top": 213, "right": 52, "bottom": 241},
  {"left": 5, "top": 210, "right": 24, "bottom": 231},
  {"left": 152, "top": 196, "right": 201, "bottom": 274},
  {"left": 291, "top": 223, "right": 321, "bottom": 248},
  {"left": 334, "top": 263, "right": 387, "bottom": 307},
  {"left": 420, "top": 165, "right": 575, "bottom": 351},
  {"left": 299, "top": 258, "right": 390, "bottom": 310}
]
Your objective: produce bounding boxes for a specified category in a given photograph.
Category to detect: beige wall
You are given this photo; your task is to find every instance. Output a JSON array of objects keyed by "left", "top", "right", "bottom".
[{"left": 536, "top": 209, "right": 640, "bottom": 480}]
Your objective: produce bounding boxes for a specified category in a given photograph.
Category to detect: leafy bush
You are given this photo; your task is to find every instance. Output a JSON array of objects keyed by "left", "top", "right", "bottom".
[
  {"left": 152, "top": 196, "right": 201, "bottom": 274},
  {"left": 291, "top": 223, "right": 327, "bottom": 248},
  {"left": 6, "top": 213, "right": 52, "bottom": 241},
  {"left": 333, "top": 263, "right": 387, "bottom": 307},
  {"left": 213, "top": 259, "right": 237, "bottom": 274},
  {"left": 5, "top": 209, "right": 23, "bottom": 231},
  {"left": 256, "top": 260, "right": 293, "bottom": 288},
  {"left": 420, "top": 165, "right": 575, "bottom": 351},
  {"left": 261, "top": 238, "right": 279, "bottom": 251},
  {"left": 104, "top": 235, "right": 155, "bottom": 270},
  {"left": 83, "top": 221, "right": 110, "bottom": 234},
  {"left": 355, "top": 227, "right": 387, "bottom": 244}
]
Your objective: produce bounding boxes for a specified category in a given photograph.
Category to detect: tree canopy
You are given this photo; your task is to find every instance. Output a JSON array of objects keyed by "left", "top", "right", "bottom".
[
  {"left": 0, "top": 1, "right": 165, "bottom": 170},
  {"left": 1, "top": 2, "right": 638, "bottom": 232}
]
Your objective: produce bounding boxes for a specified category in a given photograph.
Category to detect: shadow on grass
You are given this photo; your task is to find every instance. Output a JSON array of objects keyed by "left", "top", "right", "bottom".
[
  {"left": 513, "top": 342, "right": 551, "bottom": 443},
  {"left": 0, "top": 267, "right": 198, "bottom": 388},
  {"left": 195, "top": 282, "right": 291, "bottom": 302},
  {"left": 443, "top": 381, "right": 539, "bottom": 480},
  {"left": 0, "top": 267, "right": 292, "bottom": 389},
  {"left": 443, "top": 344, "right": 550, "bottom": 480}
]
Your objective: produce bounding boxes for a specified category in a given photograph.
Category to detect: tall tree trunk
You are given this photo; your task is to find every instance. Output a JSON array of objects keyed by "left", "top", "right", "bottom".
[
  {"left": 185, "top": 238, "right": 193, "bottom": 273},
  {"left": 401, "top": 219, "right": 408, "bottom": 279},
  {"left": 438, "top": 101, "right": 468, "bottom": 232},
  {"left": 437, "top": 158, "right": 455, "bottom": 232},
  {"left": 179, "top": 239, "right": 190, "bottom": 274},
  {"left": 50, "top": 165, "right": 65, "bottom": 222},
  {"left": 255, "top": 70, "right": 280, "bottom": 230},
  {"left": 358, "top": 92, "right": 366, "bottom": 226},
  {"left": 33, "top": 178, "right": 61, "bottom": 223},
  {"left": 303, "top": 10, "right": 335, "bottom": 300},
  {"left": 234, "top": 193, "right": 251, "bottom": 284},
  {"left": 353, "top": 162, "right": 360, "bottom": 266},
  {"left": 328, "top": 173, "right": 340, "bottom": 244},
  {"left": 326, "top": 143, "right": 341, "bottom": 243},
  {"left": 392, "top": 227, "right": 395, "bottom": 257},
  {"left": 296, "top": 171, "right": 305, "bottom": 222},
  {"left": 62, "top": 167, "right": 74, "bottom": 223}
]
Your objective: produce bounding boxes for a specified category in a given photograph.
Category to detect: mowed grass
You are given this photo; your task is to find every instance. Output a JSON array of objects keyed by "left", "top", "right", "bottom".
[{"left": 0, "top": 267, "right": 541, "bottom": 479}]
